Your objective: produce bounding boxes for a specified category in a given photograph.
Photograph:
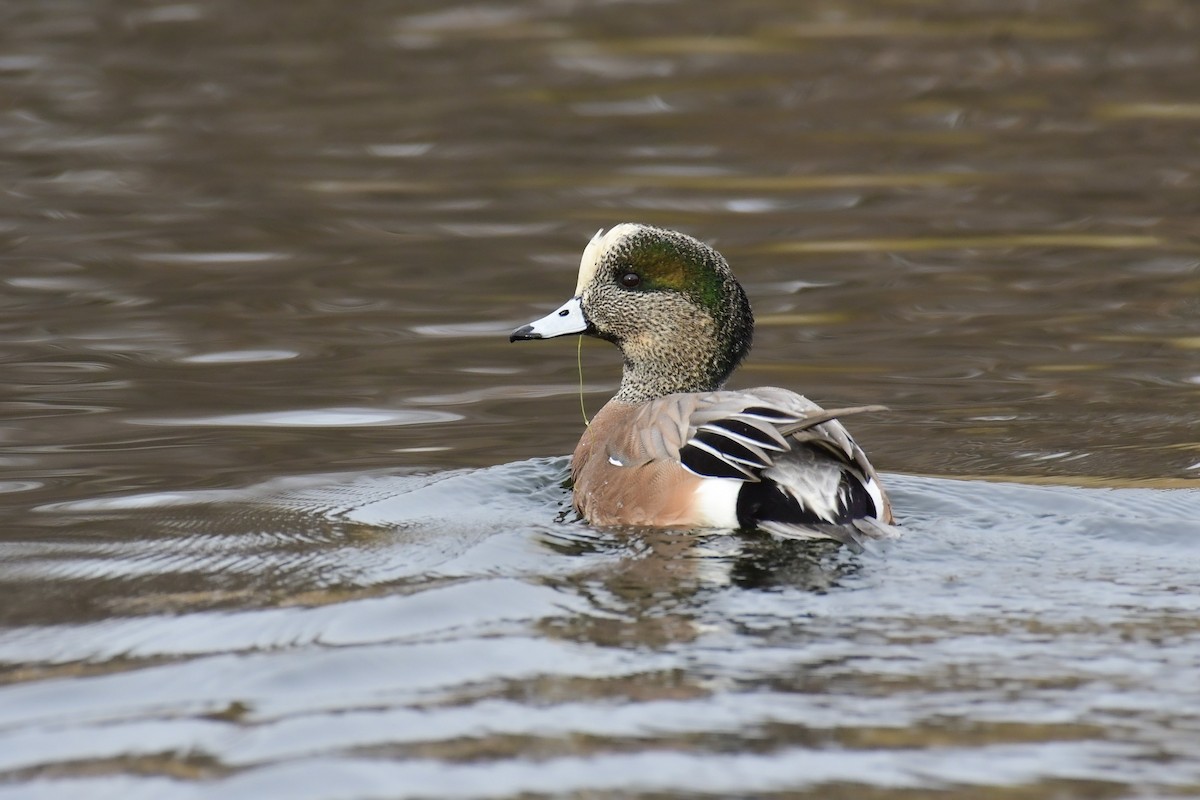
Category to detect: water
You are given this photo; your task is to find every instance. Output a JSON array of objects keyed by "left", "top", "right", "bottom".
[{"left": 2, "top": 0, "right": 1199, "bottom": 797}]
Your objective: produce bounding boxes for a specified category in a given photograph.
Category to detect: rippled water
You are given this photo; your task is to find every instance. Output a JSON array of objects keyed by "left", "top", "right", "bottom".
[{"left": 2, "top": 0, "right": 1199, "bottom": 797}]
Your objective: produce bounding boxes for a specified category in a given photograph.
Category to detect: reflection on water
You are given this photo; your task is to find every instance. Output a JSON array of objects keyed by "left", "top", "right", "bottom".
[
  {"left": 1, "top": 0, "right": 1199, "bottom": 796},
  {"left": 5, "top": 464, "right": 1200, "bottom": 797}
]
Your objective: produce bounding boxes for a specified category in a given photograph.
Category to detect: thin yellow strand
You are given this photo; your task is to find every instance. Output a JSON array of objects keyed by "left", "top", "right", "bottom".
[{"left": 577, "top": 335, "right": 590, "bottom": 428}]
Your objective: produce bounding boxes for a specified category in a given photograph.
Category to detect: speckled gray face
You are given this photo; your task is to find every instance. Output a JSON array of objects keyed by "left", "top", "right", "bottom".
[{"left": 512, "top": 224, "right": 755, "bottom": 403}]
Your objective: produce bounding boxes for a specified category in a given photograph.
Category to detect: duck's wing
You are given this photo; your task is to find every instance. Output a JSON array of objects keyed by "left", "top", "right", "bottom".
[
  {"left": 632, "top": 388, "right": 896, "bottom": 546},
  {"left": 683, "top": 399, "right": 886, "bottom": 482}
]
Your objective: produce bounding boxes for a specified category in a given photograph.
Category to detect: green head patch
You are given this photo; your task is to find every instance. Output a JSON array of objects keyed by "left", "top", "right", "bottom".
[{"left": 612, "top": 227, "right": 728, "bottom": 318}]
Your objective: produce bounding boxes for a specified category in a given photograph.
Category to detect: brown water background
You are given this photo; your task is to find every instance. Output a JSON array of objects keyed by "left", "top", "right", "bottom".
[{"left": 2, "top": 1, "right": 1199, "bottom": 798}]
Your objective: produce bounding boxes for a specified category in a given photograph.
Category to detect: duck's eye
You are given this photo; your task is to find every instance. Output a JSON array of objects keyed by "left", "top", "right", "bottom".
[{"left": 619, "top": 272, "right": 642, "bottom": 289}]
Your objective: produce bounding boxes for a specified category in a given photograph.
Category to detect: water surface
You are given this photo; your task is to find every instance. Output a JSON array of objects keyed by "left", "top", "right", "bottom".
[{"left": 2, "top": 0, "right": 1199, "bottom": 797}]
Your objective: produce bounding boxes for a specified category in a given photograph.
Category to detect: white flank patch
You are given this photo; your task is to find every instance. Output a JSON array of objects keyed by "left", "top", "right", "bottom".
[
  {"left": 573, "top": 223, "right": 644, "bottom": 295},
  {"left": 691, "top": 478, "right": 742, "bottom": 529}
]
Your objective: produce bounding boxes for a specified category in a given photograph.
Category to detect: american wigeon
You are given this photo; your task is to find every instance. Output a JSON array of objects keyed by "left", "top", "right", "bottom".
[{"left": 510, "top": 224, "right": 897, "bottom": 548}]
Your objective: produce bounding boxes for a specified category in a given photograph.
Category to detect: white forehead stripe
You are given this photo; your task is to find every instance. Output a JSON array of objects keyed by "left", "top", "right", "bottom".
[
  {"left": 574, "top": 228, "right": 605, "bottom": 296},
  {"left": 573, "top": 223, "right": 644, "bottom": 296}
]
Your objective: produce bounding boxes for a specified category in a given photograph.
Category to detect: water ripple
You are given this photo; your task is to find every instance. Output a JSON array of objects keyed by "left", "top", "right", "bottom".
[{"left": 130, "top": 408, "right": 462, "bottom": 428}]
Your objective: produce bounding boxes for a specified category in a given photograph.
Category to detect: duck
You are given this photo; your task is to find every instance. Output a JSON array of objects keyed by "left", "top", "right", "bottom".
[{"left": 510, "top": 223, "right": 897, "bottom": 549}]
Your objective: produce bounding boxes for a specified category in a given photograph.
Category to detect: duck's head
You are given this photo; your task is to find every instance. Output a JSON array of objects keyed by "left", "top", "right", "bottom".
[{"left": 511, "top": 224, "right": 753, "bottom": 402}]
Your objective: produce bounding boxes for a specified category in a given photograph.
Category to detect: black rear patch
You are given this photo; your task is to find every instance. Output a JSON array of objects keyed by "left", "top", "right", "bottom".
[
  {"left": 737, "top": 471, "right": 877, "bottom": 528},
  {"left": 737, "top": 480, "right": 826, "bottom": 527},
  {"left": 836, "top": 474, "right": 877, "bottom": 520}
]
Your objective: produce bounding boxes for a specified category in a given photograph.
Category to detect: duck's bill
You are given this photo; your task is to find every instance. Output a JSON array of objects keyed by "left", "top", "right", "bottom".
[{"left": 510, "top": 296, "right": 590, "bottom": 341}]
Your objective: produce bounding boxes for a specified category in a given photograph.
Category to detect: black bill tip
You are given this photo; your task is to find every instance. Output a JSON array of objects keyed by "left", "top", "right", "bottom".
[{"left": 509, "top": 325, "right": 539, "bottom": 343}]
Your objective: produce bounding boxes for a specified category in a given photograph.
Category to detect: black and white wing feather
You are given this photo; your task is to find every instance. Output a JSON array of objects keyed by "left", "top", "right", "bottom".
[{"left": 660, "top": 388, "right": 896, "bottom": 548}]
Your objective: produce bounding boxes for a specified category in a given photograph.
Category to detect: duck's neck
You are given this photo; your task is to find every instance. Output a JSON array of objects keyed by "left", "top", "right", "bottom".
[
  {"left": 609, "top": 287, "right": 754, "bottom": 405},
  {"left": 612, "top": 329, "right": 732, "bottom": 404}
]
